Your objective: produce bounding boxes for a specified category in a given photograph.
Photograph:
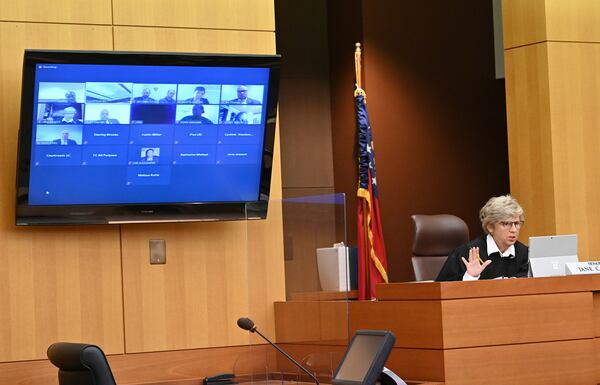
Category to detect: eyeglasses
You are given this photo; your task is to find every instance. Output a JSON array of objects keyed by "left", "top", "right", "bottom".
[{"left": 498, "top": 220, "right": 524, "bottom": 229}]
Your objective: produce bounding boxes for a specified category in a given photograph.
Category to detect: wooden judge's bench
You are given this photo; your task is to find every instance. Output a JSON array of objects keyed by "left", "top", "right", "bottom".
[{"left": 275, "top": 275, "right": 600, "bottom": 385}]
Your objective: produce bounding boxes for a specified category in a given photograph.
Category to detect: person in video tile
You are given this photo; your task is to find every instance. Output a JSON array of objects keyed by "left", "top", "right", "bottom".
[
  {"left": 179, "top": 104, "right": 213, "bottom": 124},
  {"left": 133, "top": 88, "right": 156, "bottom": 103},
  {"left": 54, "top": 106, "right": 82, "bottom": 124},
  {"left": 64, "top": 90, "right": 77, "bottom": 103},
  {"left": 227, "top": 85, "right": 260, "bottom": 104},
  {"left": 184, "top": 86, "right": 209, "bottom": 104},
  {"left": 96, "top": 109, "right": 120, "bottom": 124},
  {"left": 53, "top": 130, "right": 78, "bottom": 145},
  {"left": 233, "top": 111, "right": 249, "bottom": 124},
  {"left": 159, "top": 89, "right": 176, "bottom": 104},
  {"left": 141, "top": 148, "right": 159, "bottom": 162}
]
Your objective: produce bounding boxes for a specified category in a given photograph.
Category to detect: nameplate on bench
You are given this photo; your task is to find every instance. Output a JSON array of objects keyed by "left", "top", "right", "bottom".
[{"left": 565, "top": 261, "right": 600, "bottom": 275}]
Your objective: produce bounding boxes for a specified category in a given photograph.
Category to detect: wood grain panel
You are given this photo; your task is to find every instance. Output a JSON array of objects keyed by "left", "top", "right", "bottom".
[
  {"left": 121, "top": 222, "right": 252, "bottom": 352},
  {"left": 594, "top": 292, "right": 600, "bottom": 337},
  {"left": 113, "top": 26, "right": 276, "bottom": 55},
  {"left": 386, "top": 348, "right": 446, "bottom": 383},
  {"left": 377, "top": 275, "right": 600, "bottom": 301},
  {"left": 545, "top": 0, "right": 600, "bottom": 43},
  {"left": 115, "top": 22, "right": 284, "bottom": 353},
  {"left": 274, "top": 301, "right": 321, "bottom": 343},
  {"left": 441, "top": 292, "right": 593, "bottom": 348},
  {"left": 596, "top": 337, "right": 600, "bottom": 384},
  {"left": 279, "top": 77, "right": 334, "bottom": 188},
  {"left": 0, "top": 0, "right": 111, "bottom": 24},
  {"left": 0, "top": 227, "right": 124, "bottom": 362},
  {"left": 246, "top": 199, "right": 286, "bottom": 340},
  {"left": 444, "top": 339, "right": 596, "bottom": 385},
  {"left": 0, "top": 22, "right": 121, "bottom": 362},
  {"left": 349, "top": 301, "right": 444, "bottom": 349},
  {"left": 546, "top": 42, "right": 600, "bottom": 260},
  {"left": 502, "top": 0, "right": 547, "bottom": 49},
  {"left": 504, "top": 42, "right": 557, "bottom": 242},
  {"left": 112, "top": 0, "right": 275, "bottom": 31},
  {"left": 274, "top": 301, "right": 348, "bottom": 344},
  {"left": 0, "top": 345, "right": 273, "bottom": 385}
]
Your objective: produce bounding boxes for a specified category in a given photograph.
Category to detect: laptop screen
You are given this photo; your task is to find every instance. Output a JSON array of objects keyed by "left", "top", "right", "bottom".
[{"left": 529, "top": 234, "right": 578, "bottom": 277}]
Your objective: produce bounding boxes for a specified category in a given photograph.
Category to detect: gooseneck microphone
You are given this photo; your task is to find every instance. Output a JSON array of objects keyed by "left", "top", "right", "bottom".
[{"left": 237, "top": 317, "right": 319, "bottom": 385}]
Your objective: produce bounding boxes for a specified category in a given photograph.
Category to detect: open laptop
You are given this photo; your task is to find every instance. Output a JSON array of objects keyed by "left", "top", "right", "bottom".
[{"left": 529, "top": 234, "right": 579, "bottom": 277}]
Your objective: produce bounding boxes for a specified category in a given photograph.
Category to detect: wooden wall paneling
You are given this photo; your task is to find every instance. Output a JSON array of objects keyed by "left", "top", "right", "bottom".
[
  {"left": 112, "top": 0, "right": 275, "bottom": 31},
  {"left": 544, "top": 0, "right": 600, "bottom": 43},
  {"left": 348, "top": 301, "right": 444, "bottom": 349},
  {"left": 504, "top": 43, "right": 557, "bottom": 242},
  {"left": 0, "top": 22, "right": 122, "bottom": 362},
  {"left": 243, "top": 116, "right": 285, "bottom": 340},
  {"left": 546, "top": 42, "right": 600, "bottom": 259},
  {"left": 501, "top": 0, "right": 547, "bottom": 49},
  {"left": 279, "top": 76, "right": 334, "bottom": 188},
  {"left": 440, "top": 292, "right": 594, "bottom": 348},
  {"left": 0, "top": 0, "right": 111, "bottom": 24},
  {"left": 274, "top": 301, "right": 324, "bottom": 343},
  {"left": 115, "top": 21, "right": 284, "bottom": 353},
  {"left": 120, "top": 222, "right": 252, "bottom": 353},
  {"left": 276, "top": 0, "right": 333, "bottom": 189},
  {"left": 246, "top": 198, "right": 286, "bottom": 340},
  {"left": 113, "top": 26, "right": 276, "bottom": 55},
  {"left": 0, "top": 227, "right": 124, "bottom": 362},
  {"left": 443, "top": 339, "right": 596, "bottom": 385},
  {"left": 274, "top": 301, "right": 348, "bottom": 344},
  {"left": 316, "top": 298, "right": 349, "bottom": 344}
]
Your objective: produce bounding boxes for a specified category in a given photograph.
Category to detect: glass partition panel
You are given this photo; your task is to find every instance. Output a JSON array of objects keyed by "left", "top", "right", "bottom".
[{"left": 242, "top": 193, "right": 350, "bottom": 385}]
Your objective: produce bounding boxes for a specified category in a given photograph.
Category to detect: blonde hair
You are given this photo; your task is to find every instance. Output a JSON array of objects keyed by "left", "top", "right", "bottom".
[{"left": 479, "top": 195, "right": 524, "bottom": 234}]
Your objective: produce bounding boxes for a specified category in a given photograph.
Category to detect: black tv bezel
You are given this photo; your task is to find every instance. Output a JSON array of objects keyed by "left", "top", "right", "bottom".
[
  {"left": 332, "top": 330, "right": 396, "bottom": 385},
  {"left": 15, "top": 49, "right": 280, "bottom": 226}
]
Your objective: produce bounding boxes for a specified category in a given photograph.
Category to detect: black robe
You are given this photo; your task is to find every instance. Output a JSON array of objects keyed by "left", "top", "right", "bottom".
[{"left": 435, "top": 234, "right": 529, "bottom": 281}]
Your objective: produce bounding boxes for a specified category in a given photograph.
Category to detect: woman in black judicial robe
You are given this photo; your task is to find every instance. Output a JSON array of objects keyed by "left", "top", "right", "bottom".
[{"left": 436, "top": 195, "right": 530, "bottom": 281}]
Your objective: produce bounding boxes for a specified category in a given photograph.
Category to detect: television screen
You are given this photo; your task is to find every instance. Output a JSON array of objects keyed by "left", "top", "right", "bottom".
[{"left": 16, "top": 50, "right": 280, "bottom": 225}]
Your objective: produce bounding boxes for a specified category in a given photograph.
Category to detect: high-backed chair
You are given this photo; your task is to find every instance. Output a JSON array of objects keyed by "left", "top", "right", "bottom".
[
  {"left": 411, "top": 214, "right": 469, "bottom": 281},
  {"left": 47, "top": 342, "right": 117, "bottom": 385}
]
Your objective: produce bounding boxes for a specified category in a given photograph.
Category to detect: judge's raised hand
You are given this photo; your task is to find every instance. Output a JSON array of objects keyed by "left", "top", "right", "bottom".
[{"left": 461, "top": 247, "right": 492, "bottom": 278}]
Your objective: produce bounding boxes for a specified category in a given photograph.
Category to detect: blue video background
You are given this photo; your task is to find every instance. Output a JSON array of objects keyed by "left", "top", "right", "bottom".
[{"left": 29, "top": 63, "right": 270, "bottom": 205}]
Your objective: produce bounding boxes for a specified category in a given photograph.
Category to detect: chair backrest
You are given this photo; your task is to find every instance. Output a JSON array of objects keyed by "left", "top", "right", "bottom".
[
  {"left": 411, "top": 214, "right": 469, "bottom": 281},
  {"left": 47, "top": 342, "right": 117, "bottom": 385}
]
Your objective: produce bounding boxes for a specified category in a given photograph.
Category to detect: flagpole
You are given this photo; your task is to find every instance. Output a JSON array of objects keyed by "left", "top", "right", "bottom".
[{"left": 355, "top": 42, "right": 372, "bottom": 299}]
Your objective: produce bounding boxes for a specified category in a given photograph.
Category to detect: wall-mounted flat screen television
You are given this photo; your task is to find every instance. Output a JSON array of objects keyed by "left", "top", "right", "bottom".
[{"left": 16, "top": 50, "right": 280, "bottom": 225}]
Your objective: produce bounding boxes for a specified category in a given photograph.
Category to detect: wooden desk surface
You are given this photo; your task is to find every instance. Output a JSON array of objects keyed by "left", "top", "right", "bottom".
[{"left": 376, "top": 274, "right": 600, "bottom": 300}]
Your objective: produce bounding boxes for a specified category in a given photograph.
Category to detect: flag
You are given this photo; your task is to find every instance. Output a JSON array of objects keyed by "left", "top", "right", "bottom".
[{"left": 355, "top": 44, "right": 388, "bottom": 300}]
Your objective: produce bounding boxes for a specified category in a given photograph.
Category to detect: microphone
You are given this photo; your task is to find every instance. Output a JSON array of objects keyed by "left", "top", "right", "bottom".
[{"left": 236, "top": 317, "right": 319, "bottom": 385}]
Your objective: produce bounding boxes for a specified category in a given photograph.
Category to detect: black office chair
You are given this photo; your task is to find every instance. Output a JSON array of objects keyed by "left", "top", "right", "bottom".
[{"left": 47, "top": 342, "right": 117, "bottom": 385}]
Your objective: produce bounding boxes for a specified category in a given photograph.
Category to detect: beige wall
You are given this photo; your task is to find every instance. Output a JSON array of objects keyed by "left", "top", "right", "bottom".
[
  {"left": 504, "top": 0, "right": 600, "bottom": 259},
  {"left": 0, "top": 0, "right": 283, "bottom": 363}
]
